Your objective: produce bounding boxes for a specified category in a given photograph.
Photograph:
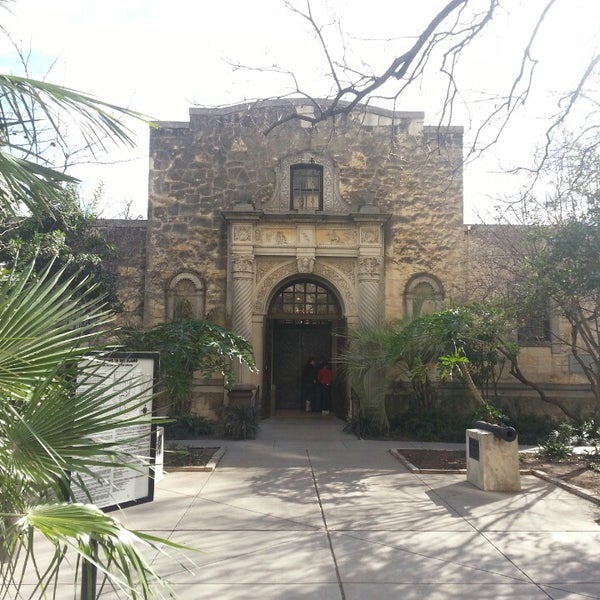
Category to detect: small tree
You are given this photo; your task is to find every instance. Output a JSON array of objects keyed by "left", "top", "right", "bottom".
[
  {"left": 341, "top": 327, "right": 394, "bottom": 435},
  {"left": 390, "top": 308, "right": 503, "bottom": 415},
  {"left": 121, "top": 319, "right": 256, "bottom": 416},
  {"left": 489, "top": 141, "right": 600, "bottom": 416},
  {"left": 0, "top": 183, "right": 120, "bottom": 309}
]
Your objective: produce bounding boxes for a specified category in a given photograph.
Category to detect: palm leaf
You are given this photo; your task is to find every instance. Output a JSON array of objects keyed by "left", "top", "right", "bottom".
[
  {"left": 0, "top": 74, "right": 148, "bottom": 216},
  {"left": 0, "top": 260, "right": 111, "bottom": 396},
  {"left": 3, "top": 364, "right": 159, "bottom": 490},
  {"left": 1, "top": 502, "right": 191, "bottom": 599},
  {"left": 0, "top": 262, "right": 190, "bottom": 597}
]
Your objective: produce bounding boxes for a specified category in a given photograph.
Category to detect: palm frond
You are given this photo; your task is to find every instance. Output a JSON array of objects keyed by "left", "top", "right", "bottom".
[
  {"left": 0, "top": 74, "right": 148, "bottom": 216},
  {"left": 0, "top": 260, "right": 111, "bottom": 397},
  {"left": 1, "top": 502, "right": 190, "bottom": 599}
]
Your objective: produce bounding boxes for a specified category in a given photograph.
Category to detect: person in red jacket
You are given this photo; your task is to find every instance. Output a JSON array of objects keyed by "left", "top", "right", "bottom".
[{"left": 317, "top": 360, "right": 333, "bottom": 415}]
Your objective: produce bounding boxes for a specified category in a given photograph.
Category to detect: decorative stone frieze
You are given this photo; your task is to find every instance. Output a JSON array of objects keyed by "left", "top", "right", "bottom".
[{"left": 317, "top": 228, "right": 358, "bottom": 247}]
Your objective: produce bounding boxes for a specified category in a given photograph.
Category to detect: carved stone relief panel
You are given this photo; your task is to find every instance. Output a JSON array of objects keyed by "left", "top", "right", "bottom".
[
  {"left": 314, "top": 259, "right": 357, "bottom": 317},
  {"left": 254, "top": 227, "right": 296, "bottom": 246},
  {"left": 255, "top": 257, "right": 282, "bottom": 283},
  {"left": 233, "top": 225, "right": 253, "bottom": 243},
  {"left": 316, "top": 228, "right": 358, "bottom": 247},
  {"left": 296, "top": 256, "right": 315, "bottom": 273},
  {"left": 298, "top": 227, "right": 315, "bottom": 246},
  {"left": 360, "top": 226, "right": 381, "bottom": 245}
]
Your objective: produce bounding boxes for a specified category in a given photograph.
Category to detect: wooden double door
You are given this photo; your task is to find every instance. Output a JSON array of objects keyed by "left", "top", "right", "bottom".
[{"left": 271, "top": 321, "right": 332, "bottom": 411}]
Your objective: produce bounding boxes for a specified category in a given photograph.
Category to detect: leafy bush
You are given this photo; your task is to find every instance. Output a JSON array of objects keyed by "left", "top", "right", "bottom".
[
  {"left": 121, "top": 319, "right": 256, "bottom": 415},
  {"left": 163, "top": 414, "right": 216, "bottom": 440},
  {"left": 538, "top": 424, "right": 574, "bottom": 459},
  {"left": 390, "top": 395, "right": 482, "bottom": 442},
  {"left": 573, "top": 417, "right": 600, "bottom": 445},
  {"left": 223, "top": 406, "right": 260, "bottom": 440},
  {"left": 499, "top": 410, "right": 561, "bottom": 445}
]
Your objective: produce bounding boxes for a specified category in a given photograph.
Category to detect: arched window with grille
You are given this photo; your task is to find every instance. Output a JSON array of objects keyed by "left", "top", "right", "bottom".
[{"left": 269, "top": 280, "right": 340, "bottom": 321}]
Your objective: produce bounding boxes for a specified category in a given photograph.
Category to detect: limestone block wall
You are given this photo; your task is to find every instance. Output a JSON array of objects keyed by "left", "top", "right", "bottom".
[
  {"left": 147, "top": 100, "right": 467, "bottom": 328},
  {"left": 93, "top": 219, "right": 147, "bottom": 327}
]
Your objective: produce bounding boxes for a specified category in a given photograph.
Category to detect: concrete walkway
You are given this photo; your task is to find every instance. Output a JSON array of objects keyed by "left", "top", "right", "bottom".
[{"left": 118, "top": 414, "right": 600, "bottom": 599}]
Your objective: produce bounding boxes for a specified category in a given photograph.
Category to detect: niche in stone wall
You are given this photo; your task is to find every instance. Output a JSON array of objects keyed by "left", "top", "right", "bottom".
[
  {"left": 166, "top": 272, "right": 206, "bottom": 321},
  {"left": 404, "top": 273, "right": 444, "bottom": 318}
]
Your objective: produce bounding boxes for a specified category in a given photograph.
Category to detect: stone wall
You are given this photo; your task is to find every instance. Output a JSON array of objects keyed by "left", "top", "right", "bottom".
[
  {"left": 147, "top": 100, "right": 466, "bottom": 328},
  {"left": 93, "top": 219, "right": 147, "bottom": 327},
  {"left": 465, "top": 223, "right": 591, "bottom": 389}
]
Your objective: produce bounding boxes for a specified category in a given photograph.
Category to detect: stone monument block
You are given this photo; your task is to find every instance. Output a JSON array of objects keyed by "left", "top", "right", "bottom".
[{"left": 466, "top": 428, "right": 521, "bottom": 492}]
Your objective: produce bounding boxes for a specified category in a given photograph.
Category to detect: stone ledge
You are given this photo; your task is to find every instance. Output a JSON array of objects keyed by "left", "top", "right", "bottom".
[{"left": 529, "top": 468, "right": 600, "bottom": 506}]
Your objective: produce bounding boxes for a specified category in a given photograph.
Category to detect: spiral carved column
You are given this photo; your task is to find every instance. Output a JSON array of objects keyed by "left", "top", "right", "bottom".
[
  {"left": 231, "top": 253, "right": 255, "bottom": 382},
  {"left": 357, "top": 256, "right": 383, "bottom": 329}
]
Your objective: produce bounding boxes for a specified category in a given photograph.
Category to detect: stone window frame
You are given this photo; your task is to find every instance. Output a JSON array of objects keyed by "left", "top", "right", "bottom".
[
  {"left": 404, "top": 273, "right": 445, "bottom": 318},
  {"left": 271, "top": 152, "right": 349, "bottom": 213},
  {"left": 290, "top": 163, "right": 323, "bottom": 211},
  {"left": 166, "top": 271, "right": 206, "bottom": 321}
]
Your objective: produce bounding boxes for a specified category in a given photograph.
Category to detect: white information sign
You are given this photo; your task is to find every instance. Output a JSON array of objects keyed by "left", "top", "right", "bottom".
[{"left": 75, "top": 353, "right": 159, "bottom": 511}]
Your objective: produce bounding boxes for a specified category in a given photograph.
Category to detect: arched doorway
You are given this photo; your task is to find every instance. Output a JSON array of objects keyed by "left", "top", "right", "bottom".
[{"left": 264, "top": 278, "right": 346, "bottom": 415}]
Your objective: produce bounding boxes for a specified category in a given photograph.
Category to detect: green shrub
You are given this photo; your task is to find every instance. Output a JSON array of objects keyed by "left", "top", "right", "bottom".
[
  {"left": 538, "top": 424, "right": 574, "bottom": 459},
  {"left": 500, "top": 410, "right": 561, "bottom": 445},
  {"left": 573, "top": 417, "right": 600, "bottom": 445},
  {"left": 388, "top": 406, "right": 472, "bottom": 442},
  {"left": 163, "top": 414, "right": 216, "bottom": 440},
  {"left": 344, "top": 412, "right": 388, "bottom": 438},
  {"left": 223, "top": 406, "right": 260, "bottom": 440}
]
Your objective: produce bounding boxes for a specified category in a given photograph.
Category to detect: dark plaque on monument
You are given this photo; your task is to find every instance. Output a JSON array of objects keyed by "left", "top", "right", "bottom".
[{"left": 469, "top": 436, "right": 480, "bottom": 461}]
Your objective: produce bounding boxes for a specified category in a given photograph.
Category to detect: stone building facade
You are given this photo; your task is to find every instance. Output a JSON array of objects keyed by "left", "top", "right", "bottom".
[{"left": 98, "top": 99, "right": 592, "bottom": 418}]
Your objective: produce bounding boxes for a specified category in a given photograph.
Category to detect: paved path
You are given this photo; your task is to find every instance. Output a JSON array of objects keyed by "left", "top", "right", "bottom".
[
  {"left": 22, "top": 413, "right": 599, "bottom": 599},
  {"left": 117, "top": 413, "right": 600, "bottom": 599}
]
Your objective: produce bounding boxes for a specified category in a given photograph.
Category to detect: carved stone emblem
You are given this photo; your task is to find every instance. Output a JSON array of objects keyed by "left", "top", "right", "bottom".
[
  {"left": 297, "top": 256, "right": 315, "bottom": 273},
  {"left": 234, "top": 226, "right": 251, "bottom": 242},
  {"left": 361, "top": 228, "right": 379, "bottom": 244}
]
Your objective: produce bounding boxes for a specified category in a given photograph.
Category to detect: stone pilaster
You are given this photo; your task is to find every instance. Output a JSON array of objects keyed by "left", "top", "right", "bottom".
[
  {"left": 357, "top": 256, "right": 383, "bottom": 329},
  {"left": 231, "top": 253, "right": 254, "bottom": 340},
  {"left": 231, "top": 253, "right": 255, "bottom": 382}
]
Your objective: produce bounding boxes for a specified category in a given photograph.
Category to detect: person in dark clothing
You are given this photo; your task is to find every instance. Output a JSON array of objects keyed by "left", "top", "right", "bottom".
[
  {"left": 317, "top": 360, "right": 333, "bottom": 415},
  {"left": 301, "top": 357, "right": 318, "bottom": 412}
]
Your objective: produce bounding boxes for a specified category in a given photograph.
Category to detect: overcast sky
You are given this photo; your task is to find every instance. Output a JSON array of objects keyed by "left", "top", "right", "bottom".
[{"left": 2, "top": 0, "right": 598, "bottom": 221}]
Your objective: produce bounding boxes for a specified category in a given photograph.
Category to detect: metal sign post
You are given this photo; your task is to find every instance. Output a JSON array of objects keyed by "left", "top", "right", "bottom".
[{"left": 76, "top": 352, "right": 159, "bottom": 599}]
